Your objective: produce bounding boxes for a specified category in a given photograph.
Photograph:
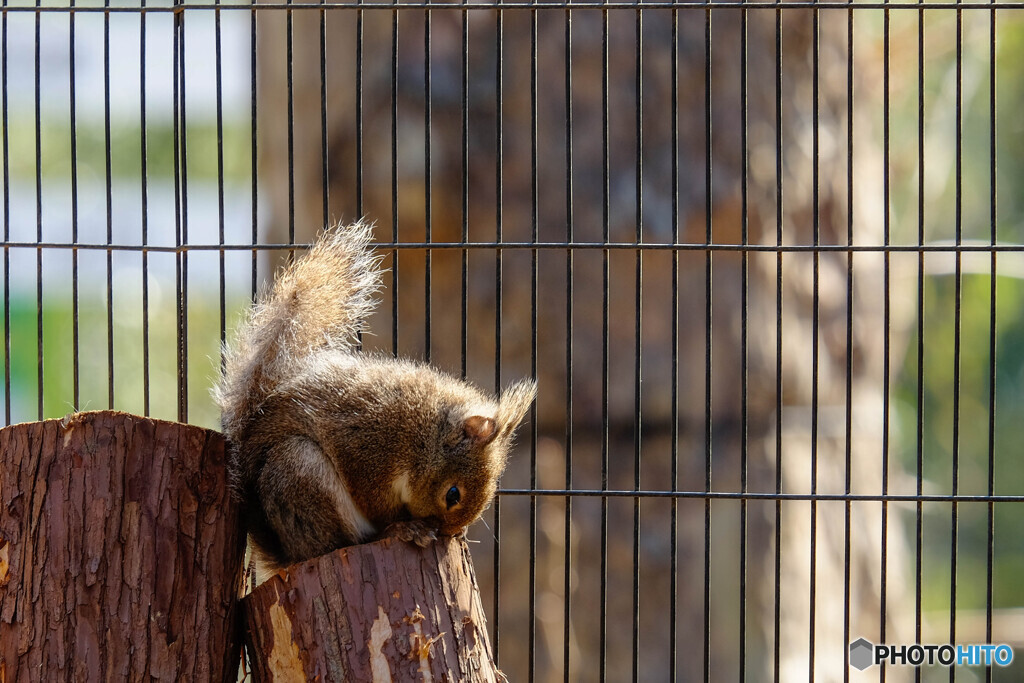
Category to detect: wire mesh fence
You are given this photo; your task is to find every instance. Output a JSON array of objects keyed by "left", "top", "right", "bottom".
[{"left": 2, "top": 0, "right": 1023, "bottom": 680}]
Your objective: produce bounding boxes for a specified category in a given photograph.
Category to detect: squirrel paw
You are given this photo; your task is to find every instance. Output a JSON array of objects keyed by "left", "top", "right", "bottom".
[{"left": 385, "top": 520, "right": 438, "bottom": 548}]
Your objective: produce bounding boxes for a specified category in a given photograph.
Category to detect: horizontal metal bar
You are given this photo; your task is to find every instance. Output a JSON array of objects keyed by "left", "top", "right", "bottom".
[
  {"left": 2, "top": 240, "right": 1023, "bottom": 254},
  {"left": 498, "top": 488, "right": 1024, "bottom": 503},
  {"left": 2, "top": 1, "right": 1021, "bottom": 12}
]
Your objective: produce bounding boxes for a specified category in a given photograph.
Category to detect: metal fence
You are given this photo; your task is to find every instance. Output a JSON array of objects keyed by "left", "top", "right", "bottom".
[{"left": 3, "top": 0, "right": 1023, "bottom": 680}]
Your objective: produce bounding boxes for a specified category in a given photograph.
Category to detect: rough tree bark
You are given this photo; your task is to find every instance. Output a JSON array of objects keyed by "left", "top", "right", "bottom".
[
  {"left": 0, "top": 410, "right": 246, "bottom": 682},
  {"left": 244, "top": 536, "right": 499, "bottom": 682}
]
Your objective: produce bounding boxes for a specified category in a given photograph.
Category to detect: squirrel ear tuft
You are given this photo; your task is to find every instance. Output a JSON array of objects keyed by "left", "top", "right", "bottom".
[
  {"left": 463, "top": 415, "right": 497, "bottom": 444},
  {"left": 496, "top": 380, "right": 537, "bottom": 434}
]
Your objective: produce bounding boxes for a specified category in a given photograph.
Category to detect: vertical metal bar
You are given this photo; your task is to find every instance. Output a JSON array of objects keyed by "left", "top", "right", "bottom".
[
  {"left": 772, "top": 9, "right": 784, "bottom": 683},
  {"left": 141, "top": 0, "right": 151, "bottom": 415},
  {"left": 355, "top": 7, "right": 363, "bottom": 217},
  {"left": 914, "top": 6, "right": 926, "bottom": 675},
  {"left": 669, "top": 7, "right": 679, "bottom": 679},
  {"left": 984, "top": 8, "right": 998, "bottom": 682},
  {"left": 808, "top": 8, "right": 820, "bottom": 680},
  {"left": 69, "top": 0, "right": 80, "bottom": 411},
  {"left": 842, "top": 8, "right": 855, "bottom": 682},
  {"left": 528, "top": 7, "right": 539, "bottom": 678},
  {"left": 244, "top": 1, "right": 258, "bottom": 613},
  {"left": 0, "top": 0, "right": 8, "bottom": 428},
  {"left": 563, "top": 5, "right": 574, "bottom": 680},
  {"left": 215, "top": 0, "right": 227, "bottom": 363},
  {"left": 948, "top": 9, "right": 964, "bottom": 677},
  {"left": 286, "top": 0, "right": 296, "bottom": 256},
  {"left": 354, "top": 8, "right": 365, "bottom": 348},
  {"left": 491, "top": 4, "right": 504, "bottom": 659},
  {"left": 880, "top": 4, "right": 893, "bottom": 677},
  {"left": 104, "top": 0, "right": 114, "bottom": 409},
  {"left": 633, "top": 3, "right": 644, "bottom": 681},
  {"left": 702, "top": 6, "right": 713, "bottom": 682},
  {"left": 739, "top": 7, "right": 749, "bottom": 681},
  {"left": 250, "top": 1, "right": 259, "bottom": 300},
  {"left": 391, "top": 4, "right": 399, "bottom": 356},
  {"left": 34, "top": 0, "right": 43, "bottom": 421},
  {"left": 0, "top": 0, "right": 9, "bottom": 423},
  {"left": 320, "top": 2, "right": 330, "bottom": 226},
  {"left": 423, "top": 4, "right": 432, "bottom": 363},
  {"left": 173, "top": 0, "right": 189, "bottom": 423},
  {"left": 173, "top": 0, "right": 182, "bottom": 421},
  {"left": 461, "top": 0, "right": 469, "bottom": 381},
  {"left": 600, "top": 6, "right": 610, "bottom": 680}
]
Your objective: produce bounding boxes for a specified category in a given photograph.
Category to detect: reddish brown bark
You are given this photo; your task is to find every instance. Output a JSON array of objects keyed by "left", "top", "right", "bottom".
[
  {"left": 244, "top": 536, "right": 500, "bottom": 682},
  {"left": 0, "top": 411, "right": 246, "bottom": 682}
]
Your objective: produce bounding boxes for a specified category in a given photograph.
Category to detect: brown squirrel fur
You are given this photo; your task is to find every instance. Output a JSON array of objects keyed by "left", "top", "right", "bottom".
[{"left": 214, "top": 222, "right": 536, "bottom": 569}]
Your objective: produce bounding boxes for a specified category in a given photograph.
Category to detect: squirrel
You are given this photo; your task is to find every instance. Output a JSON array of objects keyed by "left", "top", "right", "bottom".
[{"left": 214, "top": 222, "right": 536, "bottom": 570}]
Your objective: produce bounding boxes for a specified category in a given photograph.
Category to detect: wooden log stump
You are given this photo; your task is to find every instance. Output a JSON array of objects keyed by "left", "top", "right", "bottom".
[
  {"left": 0, "top": 411, "right": 246, "bottom": 682},
  {"left": 244, "top": 536, "right": 500, "bottom": 682}
]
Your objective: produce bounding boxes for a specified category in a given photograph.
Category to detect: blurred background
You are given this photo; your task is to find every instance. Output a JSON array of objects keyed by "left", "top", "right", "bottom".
[{"left": 2, "top": 1, "right": 1023, "bottom": 680}]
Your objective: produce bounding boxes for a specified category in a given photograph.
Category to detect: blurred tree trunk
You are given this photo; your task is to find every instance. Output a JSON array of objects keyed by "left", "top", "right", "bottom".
[
  {"left": 256, "top": 6, "right": 910, "bottom": 680},
  {"left": 0, "top": 411, "right": 245, "bottom": 682}
]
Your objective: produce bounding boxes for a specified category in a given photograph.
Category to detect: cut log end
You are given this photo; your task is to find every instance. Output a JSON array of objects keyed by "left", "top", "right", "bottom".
[
  {"left": 0, "top": 411, "right": 246, "bottom": 682},
  {"left": 244, "top": 536, "right": 500, "bottom": 682}
]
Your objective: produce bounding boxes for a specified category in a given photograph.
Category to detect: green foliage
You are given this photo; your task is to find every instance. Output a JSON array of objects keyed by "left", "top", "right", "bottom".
[
  {"left": 886, "top": 11, "right": 1024, "bottom": 635},
  {"left": 2, "top": 114, "right": 252, "bottom": 183},
  {"left": 895, "top": 273, "right": 1024, "bottom": 610},
  {"left": 2, "top": 288, "right": 230, "bottom": 430}
]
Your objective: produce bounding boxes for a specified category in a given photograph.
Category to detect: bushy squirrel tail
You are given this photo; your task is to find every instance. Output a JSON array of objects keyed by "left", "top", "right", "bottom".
[{"left": 214, "top": 221, "right": 383, "bottom": 439}]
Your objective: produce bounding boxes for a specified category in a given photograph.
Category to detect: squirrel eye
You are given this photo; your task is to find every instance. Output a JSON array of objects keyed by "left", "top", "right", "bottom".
[{"left": 445, "top": 486, "right": 461, "bottom": 509}]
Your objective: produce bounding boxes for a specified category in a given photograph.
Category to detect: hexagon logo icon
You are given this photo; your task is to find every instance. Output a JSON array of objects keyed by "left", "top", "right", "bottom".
[{"left": 850, "top": 638, "right": 874, "bottom": 671}]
